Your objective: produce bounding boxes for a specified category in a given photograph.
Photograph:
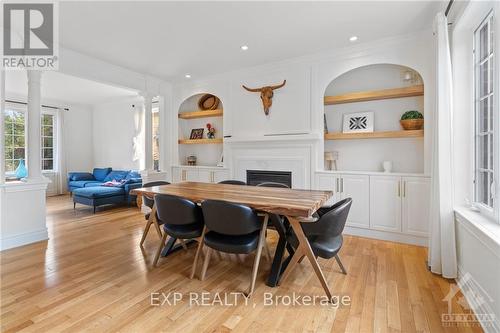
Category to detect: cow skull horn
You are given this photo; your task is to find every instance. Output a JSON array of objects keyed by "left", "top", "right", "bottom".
[
  {"left": 241, "top": 80, "right": 286, "bottom": 115},
  {"left": 270, "top": 80, "right": 286, "bottom": 90}
]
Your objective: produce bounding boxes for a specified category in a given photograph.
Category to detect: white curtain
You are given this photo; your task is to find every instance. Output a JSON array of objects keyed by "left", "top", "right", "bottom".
[
  {"left": 428, "top": 12, "right": 457, "bottom": 278},
  {"left": 56, "top": 108, "right": 67, "bottom": 194}
]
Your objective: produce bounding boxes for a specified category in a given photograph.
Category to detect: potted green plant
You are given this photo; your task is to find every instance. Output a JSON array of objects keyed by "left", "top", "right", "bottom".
[{"left": 400, "top": 110, "right": 424, "bottom": 130}]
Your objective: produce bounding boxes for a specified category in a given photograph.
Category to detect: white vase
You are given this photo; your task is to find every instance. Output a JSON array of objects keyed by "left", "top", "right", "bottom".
[{"left": 383, "top": 161, "right": 393, "bottom": 173}]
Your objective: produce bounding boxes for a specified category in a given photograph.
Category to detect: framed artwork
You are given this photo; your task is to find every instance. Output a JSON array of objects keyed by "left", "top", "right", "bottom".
[
  {"left": 342, "top": 112, "right": 374, "bottom": 133},
  {"left": 190, "top": 128, "right": 204, "bottom": 139}
]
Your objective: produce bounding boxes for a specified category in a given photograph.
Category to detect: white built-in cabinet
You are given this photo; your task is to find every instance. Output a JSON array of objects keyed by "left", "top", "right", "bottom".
[
  {"left": 316, "top": 173, "right": 370, "bottom": 228},
  {"left": 172, "top": 166, "right": 230, "bottom": 184},
  {"left": 315, "top": 172, "right": 430, "bottom": 244}
]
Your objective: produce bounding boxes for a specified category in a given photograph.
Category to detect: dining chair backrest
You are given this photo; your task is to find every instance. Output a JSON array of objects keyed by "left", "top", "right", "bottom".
[
  {"left": 218, "top": 180, "right": 247, "bottom": 185},
  {"left": 201, "top": 200, "right": 261, "bottom": 235},
  {"left": 256, "top": 182, "right": 289, "bottom": 188},
  {"left": 143, "top": 181, "right": 170, "bottom": 208},
  {"left": 302, "top": 198, "right": 352, "bottom": 237},
  {"left": 155, "top": 194, "right": 203, "bottom": 226}
]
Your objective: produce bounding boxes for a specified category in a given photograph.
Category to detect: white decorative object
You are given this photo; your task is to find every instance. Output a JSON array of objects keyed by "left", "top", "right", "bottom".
[
  {"left": 342, "top": 112, "right": 374, "bottom": 133},
  {"left": 383, "top": 161, "right": 393, "bottom": 173},
  {"left": 325, "top": 151, "right": 338, "bottom": 171}
]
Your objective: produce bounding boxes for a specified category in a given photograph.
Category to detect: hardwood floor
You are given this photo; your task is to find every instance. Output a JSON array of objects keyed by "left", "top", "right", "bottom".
[{"left": 1, "top": 195, "right": 482, "bottom": 333}]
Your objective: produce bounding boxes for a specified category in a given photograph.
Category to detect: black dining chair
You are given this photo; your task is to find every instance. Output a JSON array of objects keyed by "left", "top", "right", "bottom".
[
  {"left": 192, "top": 200, "right": 268, "bottom": 296},
  {"left": 288, "top": 198, "right": 352, "bottom": 275},
  {"left": 153, "top": 194, "right": 204, "bottom": 267},
  {"left": 139, "top": 181, "right": 170, "bottom": 247},
  {"left": 218, "top": 180, "right": 247, "bottom": 185}
]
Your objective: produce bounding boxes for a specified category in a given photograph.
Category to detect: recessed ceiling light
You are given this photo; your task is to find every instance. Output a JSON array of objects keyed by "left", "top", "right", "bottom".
[
  {"left": 240, "top": 45, "right": 249, "bottom": 51},
  {"left": 349, "top": 36, "right": 358, "bottom": 42},
  {"left": 184, "top": 74, "right": 191, "bottom": 78}
]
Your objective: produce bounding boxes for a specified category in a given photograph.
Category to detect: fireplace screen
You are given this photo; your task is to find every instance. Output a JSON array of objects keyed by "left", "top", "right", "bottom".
[{"left": 246, "top": 170, "right": 292, "bottom": 188}]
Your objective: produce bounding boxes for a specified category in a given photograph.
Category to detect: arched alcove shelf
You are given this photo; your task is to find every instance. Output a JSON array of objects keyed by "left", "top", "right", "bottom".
[
  {"left": 323, "top": 64, "right": 425, "bottom": 173},
  {"left": 178, "top": 93, "right": 223, "bottom": 166}
]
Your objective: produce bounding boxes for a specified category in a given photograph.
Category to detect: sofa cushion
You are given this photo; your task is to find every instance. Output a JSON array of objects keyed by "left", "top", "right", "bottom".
[
  {"left": 73, "top": 186, "right": 125, "bottom": 199},
  {"left": 68, "top": 180, "right": 102, "bottom": 189},
  {"left": 125, "top": 170, "right": 141, "bottom": 181},
  {"left": 84, "top": 182, "right": 105, "bottom": 187},
  {"left": 104, "top": 170, "right": 130, "bottom": 182},
  {"left": 93, "top": 167, "right": 112, "bottom": 181},
  {"left": 69, "top": 172, "right": 95, "bottom": 181}
]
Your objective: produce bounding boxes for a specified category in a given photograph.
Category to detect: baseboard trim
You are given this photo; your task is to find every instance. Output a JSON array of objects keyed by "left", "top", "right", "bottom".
[
  {"left": 0, "top": 228, "right": 49, "bottom": 251},
  {"left": 344, "top": 226, "right": 428, "bottom": 246},
  {"left": 457, "top": 266, "right": 500, "bottom": 333}
]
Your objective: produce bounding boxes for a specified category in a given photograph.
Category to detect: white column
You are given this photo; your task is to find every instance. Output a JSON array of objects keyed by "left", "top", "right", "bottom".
[
  {"left": 0, "top": 70, "right": 5, "bottom": 185},
  {"left": 26, "top": 70, "right": 43, "bottom": 180},
  {"left": 141, "top": 92, "right": 153, "bottom": 171}
]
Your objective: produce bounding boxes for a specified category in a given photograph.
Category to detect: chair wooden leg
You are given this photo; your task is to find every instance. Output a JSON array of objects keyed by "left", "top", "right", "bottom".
[
  {"left": 153, "top": 232, "right": 168, "bottom": 267},
  {"left": 298, "top": 255, "right": 306, "bottom": 264},
  {"left": 247, "top": 216, "right": 268, "bottom": 297},
  {"left": 200, "top": 247, "right": 212, "bottom": 281},
  {"left": 283, "top": 216, "right": 333, "bottom": 300},
  {"left": 139, "top": 219, "right": 152, "bottom": 247},
  {"left": 190, "top": 228, "right": 206, "bottom": 279},
  {"left": 335, "top": 254, "right": 347, "bottom": 275}
]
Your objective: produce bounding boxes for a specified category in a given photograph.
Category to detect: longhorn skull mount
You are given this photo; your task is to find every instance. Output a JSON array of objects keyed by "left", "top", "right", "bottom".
[{"left": 242, "top": 80, "right": 286, "bottom": 115}]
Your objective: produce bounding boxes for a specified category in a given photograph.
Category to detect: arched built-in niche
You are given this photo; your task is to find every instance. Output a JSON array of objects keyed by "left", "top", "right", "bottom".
[
  {"left": 177, "top": 93, "right": 223, "bottom": 167},
  {"left": 323, "top": 64, "right": 425, "bottom": 173}
]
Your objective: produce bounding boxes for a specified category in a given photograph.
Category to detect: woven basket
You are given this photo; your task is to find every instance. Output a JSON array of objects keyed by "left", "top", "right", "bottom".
[
  {"left": 400, "top": 119, "right": 424, "bottom": 130},
  {"left": 198, "top": 94, "right": 220, "bottom": 110}
]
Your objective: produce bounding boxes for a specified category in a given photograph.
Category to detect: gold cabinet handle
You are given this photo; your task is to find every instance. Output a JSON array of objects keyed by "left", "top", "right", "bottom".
[
  {"left": 403, "top": 181, "right": 406, "bottom": 197},
  {"left": 336, "top": 178, "right": 339, "bottom": 193},
  {"left": 398, "top": 181, "right": 401, "bottom": 197},
  {"left": 182, "top": 170, "right": 186, "bottom": 181},
  {"left": 341, "top": 178, "right": 344, "bottom": 193}
]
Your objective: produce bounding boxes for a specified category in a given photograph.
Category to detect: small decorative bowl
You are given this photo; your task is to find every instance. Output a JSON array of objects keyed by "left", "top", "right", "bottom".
[{"left": 400, "top": 119, "right": 424, "bottom": 130}]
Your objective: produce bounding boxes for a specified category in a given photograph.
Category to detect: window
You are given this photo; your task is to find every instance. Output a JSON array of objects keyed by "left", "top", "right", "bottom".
[
  {"left": 474, "top": 12, "right": 497, "bottom": 214},
  {"left": 4, "top": 108, "right": 26, "bottom": 173},
  {"left": 152, "top": 105, "right": 160, "bottom": 171},
  {"left": 3, "top": 105, "right": 57, "bottom": 176},
  {"left": 41, "top": 113, "right": 54, "bottom": 171}
]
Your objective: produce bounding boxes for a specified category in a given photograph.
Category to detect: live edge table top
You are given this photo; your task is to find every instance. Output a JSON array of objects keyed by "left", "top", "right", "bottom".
[{"left": 131, "top": 182, "right": 333, "bottom": 218}]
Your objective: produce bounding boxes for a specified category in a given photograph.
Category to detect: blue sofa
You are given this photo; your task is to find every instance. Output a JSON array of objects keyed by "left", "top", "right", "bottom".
[{"left": 68, "top": 168, "right": 143, "bottom": 213}]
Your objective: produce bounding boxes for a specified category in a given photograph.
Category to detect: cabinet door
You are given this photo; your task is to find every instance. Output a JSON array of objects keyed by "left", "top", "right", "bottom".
[
  {"left": 179, "top": 168, "right": 198, "bottom": 182},
  {"left": 213, "top": 169, "right": 230, "bottom": 183},
  {"left": 369, "top": 175, "right": 402, "bottom": 232},
  {"left": 315, "top": 173, "right": 340, "bottom": 204},
  {"left": 198, "top": 170, "right": 213, "bottom": 183},
  {"left": 172, "top": 167, "right": 182, "bottom": 183},
  {"left": 402, "top": 177, "right": 430, "bottom": 237},
  {"left": 340, "top": 174, "right": 370, "bottom": 228}
]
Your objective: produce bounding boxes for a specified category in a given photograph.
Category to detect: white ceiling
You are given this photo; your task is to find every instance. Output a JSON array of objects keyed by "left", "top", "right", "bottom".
[
  {"left": 5, "top": 70, "right": 138, "bottom": 105},
  {"left": 60, "top": 1, "right": 445, "bottom": 81}
]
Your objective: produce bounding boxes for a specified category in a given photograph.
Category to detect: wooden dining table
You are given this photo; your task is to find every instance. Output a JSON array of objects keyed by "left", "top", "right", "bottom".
[{"left": 131, "top": 182, "right": 334, "bottom": 298}]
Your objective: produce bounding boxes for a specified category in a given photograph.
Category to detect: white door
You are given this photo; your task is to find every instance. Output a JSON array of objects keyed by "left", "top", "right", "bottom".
[
  {"left": 370, "top": 175, "right": 402, "bottom": 232},
  {"left": 213, "top": 169, "right": 230, "bottom": 183},
  {"left": 315, "top": 173, "right": 340, "bottom": 205},
  {"left": 198, "top": 170, "right": 213, "bottom": 183},
  {"left": 340, "top": 174, "right": 370, "bottom": 228},
  {"left": 402, "top": 177, "right": 431, "bottom": 237}
]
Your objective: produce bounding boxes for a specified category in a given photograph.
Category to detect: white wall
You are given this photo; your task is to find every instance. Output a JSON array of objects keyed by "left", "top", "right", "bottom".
[
  {"left": 324, "top": 64, "right": 425, "bottom": 173},
  {"left": 92, "top": 97, "right": 143, "bottom": 171},
  {"left": 170, "top": 30, "right": 435, "bottom": 176},
  {"left": 65, "top": 104, "right": 94, "bottom": 172}
]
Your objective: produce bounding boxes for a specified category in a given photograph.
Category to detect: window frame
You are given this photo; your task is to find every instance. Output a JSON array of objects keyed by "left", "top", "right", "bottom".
[
  {"left": 3, "top": 104, "right": 58, "bottom": 176},
  {"left": 472, "top": 10, "right": 499, "bottom": 222}
]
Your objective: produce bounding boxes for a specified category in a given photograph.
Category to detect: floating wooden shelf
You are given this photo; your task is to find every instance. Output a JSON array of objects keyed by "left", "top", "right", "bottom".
[
  {"left": 324, "top": 85, "right": 424, "bottom": 105},
  {"left": 178, "top": 138, "right": 223, "bottom": 145},
  {"left": 325, "top": 130, "right": 424, "bottom": 140},
  {"left": 178, "top": 109, "right": 223, "bottom": 119}
]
